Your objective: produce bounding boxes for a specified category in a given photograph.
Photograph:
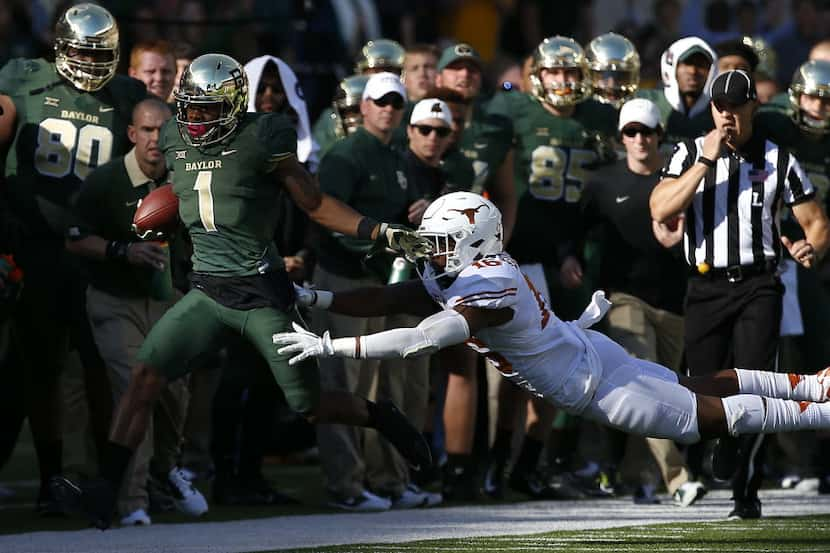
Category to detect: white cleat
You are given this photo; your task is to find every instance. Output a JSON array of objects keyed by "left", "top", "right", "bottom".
[
  {"left": 120, "top": 508, "right": 151, "bottom": 526},
  {"left": 167, "top": 467, "right": 208, "bottom": 517}
]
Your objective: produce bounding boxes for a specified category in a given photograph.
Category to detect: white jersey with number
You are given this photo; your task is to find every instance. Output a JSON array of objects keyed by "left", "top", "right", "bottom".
[{"left": 421, "top": 253, "right": 602, "bottom": 413}]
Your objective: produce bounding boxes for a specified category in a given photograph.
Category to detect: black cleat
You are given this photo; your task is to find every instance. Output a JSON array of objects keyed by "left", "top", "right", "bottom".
[
  {"left": 36, "top": 485, "right": 65, "bottom": 517},
  {"left": 50, "top": 476, "right": 115, "bottom": 530},
  {"left": 712, "top": 436, "right": 740, "bottom": 481},
  {"left": 482, "top": 458, "right": 506, "bottom": 499},
  {"left": 442, "top": 464, "right": 482, "bottom": 502},
  {"left": 509, "top": 470, "right": 572, "bottom": 500},
  {"left": 372, "top": 400, "right": 432, "bottom": 471},
  {"left": 727, "top": 496, "right": 761, "bottom": 520}
]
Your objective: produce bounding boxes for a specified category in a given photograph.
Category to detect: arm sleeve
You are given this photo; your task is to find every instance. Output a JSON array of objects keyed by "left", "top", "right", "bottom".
[
  {"left": 660, "top": 139, "right": 697, "bottom": 179},
  {"left": 783, "top": 153, "right": 816, "bottom": 206},
  {"left": 330, "top": 308, "right": 471, "bottom": 359}
]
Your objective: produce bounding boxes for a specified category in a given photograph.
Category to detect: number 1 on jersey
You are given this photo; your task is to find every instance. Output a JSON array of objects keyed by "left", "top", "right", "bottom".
[{"left": 194, "top": 170, "right": 218, "bottom": 232}]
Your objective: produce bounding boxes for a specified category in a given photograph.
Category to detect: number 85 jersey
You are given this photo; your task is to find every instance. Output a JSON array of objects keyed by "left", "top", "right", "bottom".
[
  {"left": 0, "top": 58, "right": 146, "bottom": 235},
  {"left": 422, "top": 252, "right": 602, "bottom": 413},
  {"left": 487, "top": 91, "right": 617, "bottom": 265}
]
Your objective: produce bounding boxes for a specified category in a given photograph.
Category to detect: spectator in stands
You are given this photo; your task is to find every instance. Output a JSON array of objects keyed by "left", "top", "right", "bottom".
[
  {"left": 129, "top": 40, "right": 177, "bottom": 102},
  {"left": 403, "top": 44, "right": 440, "bottom": 102}
]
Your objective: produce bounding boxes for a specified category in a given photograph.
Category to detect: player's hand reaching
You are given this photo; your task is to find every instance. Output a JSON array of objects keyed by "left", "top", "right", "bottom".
[
  {"left": 376, "top": 223, "right": 433, "bottom": 260},
  {"left": 273, "top": 323, "right": 335, "bottom": 365}
]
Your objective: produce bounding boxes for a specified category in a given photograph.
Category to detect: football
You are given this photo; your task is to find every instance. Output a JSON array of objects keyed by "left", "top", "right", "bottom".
[{"left": 132, "top": 184, "right": 179, "bottom": 238}]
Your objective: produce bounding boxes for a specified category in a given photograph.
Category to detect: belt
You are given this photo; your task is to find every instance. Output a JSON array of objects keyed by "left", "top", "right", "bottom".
[{"left": 691, "top": 260, "right": 777, "bottom": 283}]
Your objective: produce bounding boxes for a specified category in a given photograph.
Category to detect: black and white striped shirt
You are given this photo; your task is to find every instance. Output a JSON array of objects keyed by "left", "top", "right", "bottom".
[{"left": 662, "top": 135, "right": 815, "bottom": 269}]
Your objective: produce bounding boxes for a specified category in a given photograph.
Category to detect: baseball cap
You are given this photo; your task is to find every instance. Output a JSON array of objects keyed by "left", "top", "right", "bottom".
[
  {"left": 410, "top": 98, "right": 452, "bottom": 126},
  {"left": 710, "top": 69, "right": 757, "bottom": 106},
  {"left": 678, "top": 44, "right": 713, "bottom": 64},
  {"left": 437, "top": 43, "right": 483, "bottom": 72},
  {"left": 361, "top": 72, "right": 406, "bottom": 101},
  {"left": 618, "top": 98, "right": 661, "bottom": 131}
]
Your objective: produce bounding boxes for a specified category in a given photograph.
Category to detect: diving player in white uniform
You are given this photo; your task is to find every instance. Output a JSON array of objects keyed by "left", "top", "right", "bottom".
[{"left": 274, "top": 192, "right": 830, "bottom": 447}]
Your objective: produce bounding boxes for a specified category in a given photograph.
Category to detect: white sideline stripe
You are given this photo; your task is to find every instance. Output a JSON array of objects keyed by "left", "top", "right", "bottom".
[{"left": 0, "top": 489, "right": 829, "bottom": 553}]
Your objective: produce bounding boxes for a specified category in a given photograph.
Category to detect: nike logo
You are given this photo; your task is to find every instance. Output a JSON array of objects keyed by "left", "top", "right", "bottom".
[
  {"left": 125, "top": 200, "right": 139, "bottom": 207},
  {"left": 221, "top": 149, "right": 237, "bottom": 156},
  {"left": 616, "top": 196, "right": 630, "bottom": 203},
  {"left": 99, "top": 106, "right": 114, "bottom": 112}
]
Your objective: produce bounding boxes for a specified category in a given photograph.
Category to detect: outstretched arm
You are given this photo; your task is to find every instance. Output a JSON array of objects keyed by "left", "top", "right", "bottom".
[
  {"left": 273, "top": 304, "right": 513, "bottom": 365},
  {"left": 299, "top": 279, "right": 438, "bottom": 318}
]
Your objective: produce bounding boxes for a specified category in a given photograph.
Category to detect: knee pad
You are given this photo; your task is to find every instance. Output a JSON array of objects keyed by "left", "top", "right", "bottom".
[{"left": 721, "top": 394, "right": 765, "bottom": 436}]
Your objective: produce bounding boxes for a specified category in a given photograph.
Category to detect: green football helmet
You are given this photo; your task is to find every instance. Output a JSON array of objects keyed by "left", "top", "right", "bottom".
[
  {"left": 789, "top": 60, "right": 830, "bottom": 135},
  {"left": 54, "top": 3, "right": 120, "bottom": 91},
  {"left": 529, "top": 36, "right": 591, "bottom": 107},
  {"left": 174, "top": 54, "right": 249, "bottom": 147},
  {"left": 585, "top": 32, "right": 640, "bottom": 108},
  {"left": 355, "top": 39, "right": 405, "bottom": 74},
  {"left": 333, "top": 74, "right": 369, "bottom": 138}
]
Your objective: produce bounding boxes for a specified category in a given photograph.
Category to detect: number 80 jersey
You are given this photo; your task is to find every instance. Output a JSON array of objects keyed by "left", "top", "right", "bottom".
[
  {"left": 0, "top": 58, "right": 146, "bottom": 235},
  {"left": 422, "top": 253, "right": 597, "bottom": 411}
]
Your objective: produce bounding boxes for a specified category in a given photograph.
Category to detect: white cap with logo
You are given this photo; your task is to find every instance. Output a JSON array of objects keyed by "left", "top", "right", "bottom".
[
  {"left": 617, "top": 98, "right": 662, "bottom": 131},
  {"left": 410, "top": 98, "right": 452, "bottom": 126},
  {"left": 362, "top": 72, "right": 406, "bottom": 101}
]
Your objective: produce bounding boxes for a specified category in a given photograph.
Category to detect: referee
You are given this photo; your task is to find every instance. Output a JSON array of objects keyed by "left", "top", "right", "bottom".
[{"left": 650, "top": 69, "right": 830, "bottom": 519}]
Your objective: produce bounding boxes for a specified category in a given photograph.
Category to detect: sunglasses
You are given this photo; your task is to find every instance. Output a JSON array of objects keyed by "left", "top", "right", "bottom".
[
  {"left": 622, "top": 126, "right": 656, "bottom": 137},
  {"left": 372, "top": 95, "right": 405, "bottom": 110},
  {"left": 412, "top": 124, "right": 451, "bottom": 138}
]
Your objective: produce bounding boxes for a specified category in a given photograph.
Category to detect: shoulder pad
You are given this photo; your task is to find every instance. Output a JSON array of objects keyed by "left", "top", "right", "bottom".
[{"left": 446, "top": 256, "right": 520, "bottom": 310}]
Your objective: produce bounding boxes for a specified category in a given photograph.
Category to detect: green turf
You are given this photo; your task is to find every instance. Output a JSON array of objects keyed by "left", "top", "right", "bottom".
[{"left": 268, "top": 515, "right": 830, "bottom": 553}]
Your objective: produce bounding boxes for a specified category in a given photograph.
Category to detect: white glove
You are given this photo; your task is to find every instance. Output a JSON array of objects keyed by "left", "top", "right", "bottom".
[
  {"left": 293, "top": 283, "right": 333, "bottom": 309},
  {"left": 273, "top": 323, "right": 335, "bottom": 365}
]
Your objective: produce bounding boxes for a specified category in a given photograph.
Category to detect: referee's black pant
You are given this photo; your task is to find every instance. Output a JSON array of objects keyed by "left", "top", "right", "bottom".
[{"left": 684, "top": 271, "right": 783, "bottom": 502}]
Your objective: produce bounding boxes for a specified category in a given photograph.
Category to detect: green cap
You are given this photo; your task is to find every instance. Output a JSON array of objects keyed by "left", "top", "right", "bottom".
[
  {"left": 678, "top": 45, "right": 713, "bottom": 64},
  {"left": 437, "top": 43, "right": 483, "bottom": 72}
]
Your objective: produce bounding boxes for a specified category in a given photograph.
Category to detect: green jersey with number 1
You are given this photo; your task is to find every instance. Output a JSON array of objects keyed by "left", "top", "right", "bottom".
[
  {"left": 160, "top": 112, "right": 297, "bottom": 277},
  {"left": 487, "top": 90, "right": 617, "bottom": 265},
  {"left": 0, "top": 58, "right": 146, "bottom": 235}
]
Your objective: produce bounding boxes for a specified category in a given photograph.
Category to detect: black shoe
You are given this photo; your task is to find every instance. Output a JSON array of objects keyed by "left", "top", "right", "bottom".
[
  {"left": 442, "top": 464, "right": 481, "bottom": 502},
  {"left": 712, "top": 436, "right": 740, "bottom": 481},
  {"left": 727, "top": 496, "right": 761, "bottom": 520},
  {"left": 372, "top": 400, "right": 432, "bottom": 471},
  {"left": 50, "top": 476, "right": 115, "bottom": 530},
  {"left": 36, "top": 485, "right": 65, "bottom": 517},
  {"left": 482, "top": 457, "right": 507, "bottom": 499},
  {"left": 509, "top": 470, "right": 568, "bottom": 500}
]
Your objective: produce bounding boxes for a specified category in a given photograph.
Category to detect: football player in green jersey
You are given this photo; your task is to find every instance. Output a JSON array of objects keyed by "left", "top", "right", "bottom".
[
  {"left": 0, "top": 3, "right": 147, "bottom": 513},
  {"left": 50, "top": 53, "right": 431, "bottom": 530},
  {"left": 485, "top": 36, "right": 618, "bottom": 499}
]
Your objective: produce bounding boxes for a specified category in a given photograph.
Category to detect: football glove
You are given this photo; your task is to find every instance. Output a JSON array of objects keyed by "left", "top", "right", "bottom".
[
  {"left": 376, "top": 223, "right": 433, "bottom": 261},
  {"left": 273, "top": 323, "right": 335, "bottom": 365}
]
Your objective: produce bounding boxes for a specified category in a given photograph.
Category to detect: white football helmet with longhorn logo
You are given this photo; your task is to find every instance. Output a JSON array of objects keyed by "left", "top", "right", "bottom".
[{"left": 416, "top": 192, "right": 503, "bottom": 279}]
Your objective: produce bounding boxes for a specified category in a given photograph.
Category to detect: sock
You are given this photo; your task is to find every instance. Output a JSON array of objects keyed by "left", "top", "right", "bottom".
[
  {"left": 735, "top": 368, "right": 830, "bottom": 402},
  {"left": 490, "top": 428, "right": 513, "bottom": 465},
  {"left": 722, "top": 395, "right": 830, "bottom": 435},
  {"left": 512, "top": 436, "right": 543, "bottom": 476},
  {"left": 101, "top": 441, "right": 134, "bottom": 491}
]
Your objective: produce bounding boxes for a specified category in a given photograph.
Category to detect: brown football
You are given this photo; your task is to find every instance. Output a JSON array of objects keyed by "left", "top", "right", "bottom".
[{"left": 132, "top": 184, "right": 179, "bottom": 237}]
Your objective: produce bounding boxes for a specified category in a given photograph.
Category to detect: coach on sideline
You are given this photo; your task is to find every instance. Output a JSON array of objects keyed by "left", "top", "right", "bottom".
[{"left": 650, "top": 70, "right": 830, "bottom": 520}]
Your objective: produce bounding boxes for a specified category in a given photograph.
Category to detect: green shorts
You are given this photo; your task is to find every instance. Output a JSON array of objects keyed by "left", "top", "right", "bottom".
[{"left": 137, "top": 289, "right": 319, "bottom": 413}]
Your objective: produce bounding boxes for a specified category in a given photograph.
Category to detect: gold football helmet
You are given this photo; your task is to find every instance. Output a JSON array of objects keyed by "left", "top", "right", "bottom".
[
  {"left": 355, "top": 39, "right": 405, "bottom": 74},
  {"left": 333, "top": 74, "right": 369, "bottom": 138},
  {"left": 744, "top": 36, "right": 777, "bottom": 80},
  {"left": 54, "top": 3, "right": 119, "bottom": 91},
  {"left": 585, "top": 32, "right": 640, "bottom": 107},
  {"left": 529, "top": 36, "right": 591, "bottom": 107},
  {"left": 174, "top": 54, "right": 249, "bottom": 147},
  {"left": 789, "top": 59, "right": 830, "bottom": 135}
]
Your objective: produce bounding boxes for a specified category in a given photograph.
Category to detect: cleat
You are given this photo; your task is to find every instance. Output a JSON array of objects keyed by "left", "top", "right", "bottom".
[
  {"left": 120, "top": 508, "right": 151, "bottom": 526},
  {"left": 50, "top": 476, "right": 115, "bottom": 530},
  {"left": 390, "top": 483, "right": 442, "bottom": 509},
  {"left": 672, "top": 481, "right": 707, "bottom": 507},
  {"left": 328, "top": 490, "right": 390, "bottom": 512},
  {"left": 166, "top": 467, "right": 208, "bottom": 516},
  {"left": 727, "top": 496, "right": 761, "bottom": 520},
  {"left": 442, "top": 464, "right": 481, "bottom": 502},
  {"left": 482, "top": 457, "right": 506, "bottom": 499},
  {"left": 372, "top": 400, "right": 432, "bottom": 470},
  {"left": 509, "top": 470, "right": 569, "bottom": 500}
]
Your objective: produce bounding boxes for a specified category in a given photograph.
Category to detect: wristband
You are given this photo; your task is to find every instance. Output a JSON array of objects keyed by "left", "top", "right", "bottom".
[
  {"left": 105, "top": 240, "right": 131, "bottom": 261},
  {"left": 357, "top": 216, "right": 379, "bottom": 241},
  {"left": 696, "top": 156, "right": 716, "bottom": 168}
]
